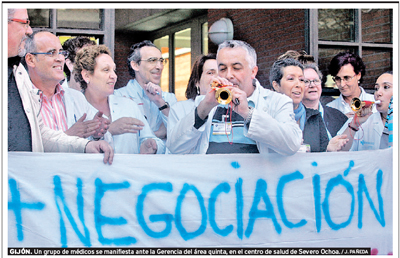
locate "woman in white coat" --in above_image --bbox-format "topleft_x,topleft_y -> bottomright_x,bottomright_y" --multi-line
167,53 -> 217,147
74,45 -> 165,154
340,71 -> 393,151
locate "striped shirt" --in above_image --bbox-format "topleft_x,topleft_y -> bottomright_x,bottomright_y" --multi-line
35,83 -> 68,132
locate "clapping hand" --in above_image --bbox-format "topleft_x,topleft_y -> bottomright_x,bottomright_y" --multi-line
108,117 -> 144,135
92,111 -> 110,139
66,113 -> 100,138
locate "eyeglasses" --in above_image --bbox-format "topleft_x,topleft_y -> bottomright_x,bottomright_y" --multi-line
304,79 -> 321,87
140,57 -> 167,66
333,74 -> 356,85
8,18 -> 30,28
30,50 -> 69,59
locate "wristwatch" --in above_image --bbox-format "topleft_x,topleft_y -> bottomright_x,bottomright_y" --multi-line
159,102 -> 170,111
245,106 -> 254,128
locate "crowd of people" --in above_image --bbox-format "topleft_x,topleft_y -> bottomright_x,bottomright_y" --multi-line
8,8 -> 393,163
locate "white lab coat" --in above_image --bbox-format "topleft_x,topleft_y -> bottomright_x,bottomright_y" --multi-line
87,95 -> 165,154
349,112 -> 386,151
166,83 -> 302,155
167,99 -> 196,139
63,87 -> 99,130
114,79 -> 177,132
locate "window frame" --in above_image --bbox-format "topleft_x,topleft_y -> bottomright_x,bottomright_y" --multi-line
309,8 -> 393,95
309,9 -> 393,60
29,9 -> 115,58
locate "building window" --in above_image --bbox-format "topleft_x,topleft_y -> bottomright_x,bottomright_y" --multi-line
310,9 -> 393,93
152,15 -> 208,101
27,9 -> 115,56
202,22 -> 209,55
174,28 -> 191,101
28,9 -> 50,27
318,9 -> 356,42
57,9 -> 102,30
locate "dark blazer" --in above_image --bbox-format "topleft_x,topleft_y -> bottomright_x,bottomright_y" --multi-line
302,104 -> 348,152
323,105 -> 348,137
303,107 -> 329,152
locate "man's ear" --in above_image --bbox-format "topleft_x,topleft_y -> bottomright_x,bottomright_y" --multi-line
25,53 -> 36,68
272,81 -> 280,92
131,60 -> 140,72
251,65 -> 258,80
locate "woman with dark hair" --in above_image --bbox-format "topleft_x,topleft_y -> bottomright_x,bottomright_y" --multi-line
327,52 -> 376,117
74,45 -> 165,154
62,36 -> 96,91
167,54 -> 217,150
340,71 -> 393,151
270,58 -> 305,113
185,53 -> 217,100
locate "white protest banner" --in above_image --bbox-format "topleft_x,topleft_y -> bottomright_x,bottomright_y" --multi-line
8,149 -> 392,254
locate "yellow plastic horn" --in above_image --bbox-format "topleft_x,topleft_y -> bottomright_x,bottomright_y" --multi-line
215,87 -> 232,105
350,97 -> 364,112
351,97 -> 381,112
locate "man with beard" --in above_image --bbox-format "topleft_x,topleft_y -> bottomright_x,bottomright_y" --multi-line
8,8 -> 33,152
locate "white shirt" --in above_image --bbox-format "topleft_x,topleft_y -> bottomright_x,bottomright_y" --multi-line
61,79 -> 69,89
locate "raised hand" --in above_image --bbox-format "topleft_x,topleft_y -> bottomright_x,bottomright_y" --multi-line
230,86 -> 249,119
197,77 -> 232,120
144,82 -> 164,105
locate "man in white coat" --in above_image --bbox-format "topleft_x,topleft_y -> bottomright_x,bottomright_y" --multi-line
114,40 -> 177,139
8,9 -> 113,164
24,30 -> 109,140
167,40 -> 302,155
